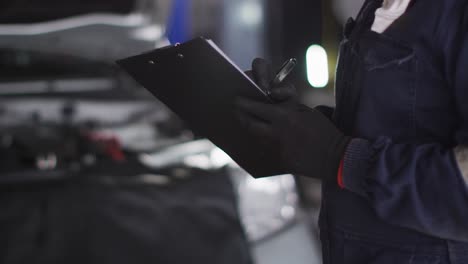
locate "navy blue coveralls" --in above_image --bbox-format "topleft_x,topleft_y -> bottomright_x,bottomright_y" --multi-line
320,0 -> 468,263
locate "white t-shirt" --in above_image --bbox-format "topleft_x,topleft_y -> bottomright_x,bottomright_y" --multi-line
371,0 -> 412,33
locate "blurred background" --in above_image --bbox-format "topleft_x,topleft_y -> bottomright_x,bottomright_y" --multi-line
0,0 -> 364,263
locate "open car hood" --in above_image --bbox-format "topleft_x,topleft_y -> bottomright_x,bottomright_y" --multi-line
0,0 -> 135,24
0,0 -> 167,62
0,0 -> 168,97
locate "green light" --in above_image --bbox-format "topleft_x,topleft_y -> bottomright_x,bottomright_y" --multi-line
306,44 -> 329,88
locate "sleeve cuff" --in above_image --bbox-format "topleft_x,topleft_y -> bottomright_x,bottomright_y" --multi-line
337,158 -> 345,188
342,138 -> 373,196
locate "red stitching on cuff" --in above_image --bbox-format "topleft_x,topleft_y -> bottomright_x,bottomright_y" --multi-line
337,158 -> 345,189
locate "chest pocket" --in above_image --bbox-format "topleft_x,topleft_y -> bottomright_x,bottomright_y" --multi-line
348,28 -> 418,139
358,30 -> 415,71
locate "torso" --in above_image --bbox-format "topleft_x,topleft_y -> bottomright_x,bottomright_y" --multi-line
321,0 -> 468,262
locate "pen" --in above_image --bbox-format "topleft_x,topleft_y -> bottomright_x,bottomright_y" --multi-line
271,58 -> 297,87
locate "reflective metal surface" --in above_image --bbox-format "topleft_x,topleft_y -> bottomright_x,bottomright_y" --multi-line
231,169 -> 299,242
140,139 -> 299,242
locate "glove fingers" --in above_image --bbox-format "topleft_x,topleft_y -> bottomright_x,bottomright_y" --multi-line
252,58 -> 274,91
269,83 -> 297,102
314,105 -> 335,120
243,116 -> 273,139
235,110 -> 274,145
244,70 -> 254,79
248,122 -> 274,145
235,97 -> 278,121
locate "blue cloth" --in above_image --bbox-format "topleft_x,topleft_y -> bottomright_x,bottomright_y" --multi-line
166,0 -> 191,44
320,0 -> 468,262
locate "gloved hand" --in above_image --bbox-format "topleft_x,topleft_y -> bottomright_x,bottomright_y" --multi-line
246,58 -> 298,103
314,105 -> 335,121
235,58 -> 350,179
247,58 -> 335,120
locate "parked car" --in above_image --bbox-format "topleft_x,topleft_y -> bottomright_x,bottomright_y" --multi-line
0,1 -> 321,263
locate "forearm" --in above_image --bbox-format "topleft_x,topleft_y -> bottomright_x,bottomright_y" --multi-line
341,137 -> 468,241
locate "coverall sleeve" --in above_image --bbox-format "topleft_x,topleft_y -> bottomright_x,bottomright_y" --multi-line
341,4 -> 468,242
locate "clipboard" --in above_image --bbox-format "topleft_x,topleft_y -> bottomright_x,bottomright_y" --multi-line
116,37 -> 284,178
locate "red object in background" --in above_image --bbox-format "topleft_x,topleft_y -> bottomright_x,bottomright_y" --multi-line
103,137 -> 126,162
85,132 -> 126,162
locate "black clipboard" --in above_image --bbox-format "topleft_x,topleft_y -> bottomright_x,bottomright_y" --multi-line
116,37 -> 284,178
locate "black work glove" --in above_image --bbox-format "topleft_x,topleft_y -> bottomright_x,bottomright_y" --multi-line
314,105 -> 335,121
247,58 -> 335,120
246,58 -> 298,103
236,58 -> 350,179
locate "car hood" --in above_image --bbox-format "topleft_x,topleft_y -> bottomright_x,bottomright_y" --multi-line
0,0 -> 135,24
0,0 -> 167,62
